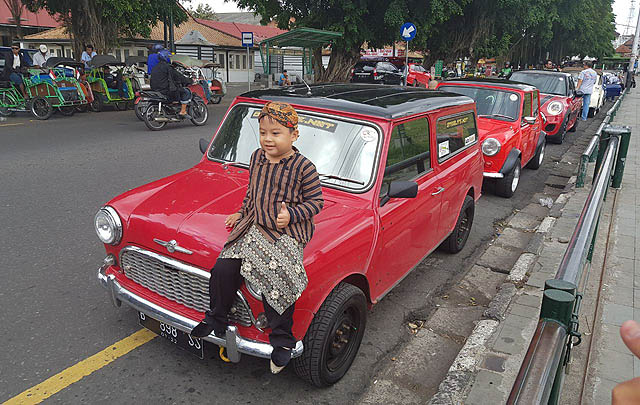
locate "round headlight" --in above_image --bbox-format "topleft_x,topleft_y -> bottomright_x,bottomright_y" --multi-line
546,101 -> 564,116
94,206 -> 122,245
245,279 -> 263,300
482,138 -> 501,156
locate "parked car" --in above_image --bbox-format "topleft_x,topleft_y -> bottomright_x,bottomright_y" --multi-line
95,83 -> 483,387
406,63 -> 431,87
350,58 -> 403,85
437,78 -> 546,198
509,70 -> 582,144
563,67 -> 605,117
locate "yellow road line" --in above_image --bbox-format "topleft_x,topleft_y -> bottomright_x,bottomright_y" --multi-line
3,329 -> 156,405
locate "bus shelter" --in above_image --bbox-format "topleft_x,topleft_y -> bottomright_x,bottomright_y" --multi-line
259,28 -> 342,85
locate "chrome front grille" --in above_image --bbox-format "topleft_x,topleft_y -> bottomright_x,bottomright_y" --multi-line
121,247 -> 252,326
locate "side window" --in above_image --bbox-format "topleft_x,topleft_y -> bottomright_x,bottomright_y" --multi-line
435,112 -> 478,162
522,92 -> 533,119
380,118 -> 431,196
376,62 -> 385,71
532,91 -> 539,116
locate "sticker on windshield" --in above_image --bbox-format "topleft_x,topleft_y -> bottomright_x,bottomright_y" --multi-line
445,116 -> 469,129
438,140 -> 450,158
360,128 -> 377,142
464,134 -> 476,146
509,94 -> 518,102
251,110 -> 337,133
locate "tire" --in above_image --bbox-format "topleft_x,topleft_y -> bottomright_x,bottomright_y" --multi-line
211,95 -> 222,104
568,116 -> 578,132
30,97 -> 53,120
548,116 -> 567,144
293,283 -> 367,387
440,195 -> 475,253
135,100 -> 148,121
527,139 -> 545,170
0,92 -> 16,117
190,100 -> 209,126
89,94 -> 103,112
57,106 -> 75,116
115,101 -> 128,111
144,104 -> 167,131
496,157 -> 521,198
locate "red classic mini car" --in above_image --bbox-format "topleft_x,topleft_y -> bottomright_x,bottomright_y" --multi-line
437,78 -> 545,198
509,70 -> 582,144
95,84 -> 483,386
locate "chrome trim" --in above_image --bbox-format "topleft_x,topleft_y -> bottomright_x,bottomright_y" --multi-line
95,206 -> 122,245
153,238 -> 194,255
97,265 -> 302,362
234,290 -> 264,333
121,245 -> 210,280
483,172 -> 504,179
245,279 -> 263,301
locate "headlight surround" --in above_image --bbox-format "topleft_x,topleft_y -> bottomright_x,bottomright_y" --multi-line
482,138 -> 501,156
94,206 -> 122,245
245,279 -> 263,301
546,101 -> 564,116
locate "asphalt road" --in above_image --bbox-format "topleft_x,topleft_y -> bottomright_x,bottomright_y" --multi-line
0,87 -> 602,404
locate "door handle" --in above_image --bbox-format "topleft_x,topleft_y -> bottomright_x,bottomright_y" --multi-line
431,187 -> 445,196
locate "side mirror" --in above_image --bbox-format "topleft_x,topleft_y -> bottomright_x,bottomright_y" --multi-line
523,116 -> 536,125
388,180 -> 418,198
199,138 -> 209,154
574,90 -> 584,98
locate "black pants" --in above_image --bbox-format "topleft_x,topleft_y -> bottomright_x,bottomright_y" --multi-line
204,258 -> 296,366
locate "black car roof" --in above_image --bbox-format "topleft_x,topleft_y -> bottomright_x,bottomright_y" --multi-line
511,70 -> 571,78
239,83 -> 474,120
440,77 -> 537,91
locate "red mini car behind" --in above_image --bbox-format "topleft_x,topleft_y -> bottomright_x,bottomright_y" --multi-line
406,63 -> 431,87
95,84 -> 483,387
509,70 -> 582,144
437,78 -> 546,198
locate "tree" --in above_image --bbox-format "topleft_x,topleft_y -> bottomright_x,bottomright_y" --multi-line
3,0 -> 25,39
23,0 -> 188,56
188,3 -> 216,20
235,0 -> 468,82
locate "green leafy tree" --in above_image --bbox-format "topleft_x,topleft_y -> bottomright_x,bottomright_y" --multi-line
3,0 -> 25,39
23,0 -> 187,56
188,3 -> 217,20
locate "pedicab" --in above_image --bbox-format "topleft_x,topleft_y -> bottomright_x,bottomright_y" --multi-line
0,63 -> 86,119
87,55 -> 135,112
171,54 -> 225,104
124,55 -> 150,93
43,57 -> 90,115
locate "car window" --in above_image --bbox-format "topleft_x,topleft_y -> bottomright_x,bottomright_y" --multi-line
385,63 -> 397,72
522,92 -> 533,119
436,111 -> 478,162
380,118 -> 430,196
376,62 -> 386,71
438,86 -> 520,122
510,72 -> 568,96
532,91 -> 539,116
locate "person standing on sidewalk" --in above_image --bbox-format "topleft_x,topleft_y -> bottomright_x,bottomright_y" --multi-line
576,60 -> 597,121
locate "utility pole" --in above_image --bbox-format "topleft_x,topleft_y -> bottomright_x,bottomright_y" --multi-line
628,3 -> 640,83
625,0 -> 637,36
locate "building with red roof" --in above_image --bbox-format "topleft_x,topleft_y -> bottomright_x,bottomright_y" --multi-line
0,2 -> 60,46
195,18 -> 287,43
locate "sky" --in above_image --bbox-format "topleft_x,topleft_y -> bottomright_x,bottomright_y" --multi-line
191,0 -> 639,35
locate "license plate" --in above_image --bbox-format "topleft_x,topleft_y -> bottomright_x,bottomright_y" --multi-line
355,73 -> 369,76
138,312 -> 204,359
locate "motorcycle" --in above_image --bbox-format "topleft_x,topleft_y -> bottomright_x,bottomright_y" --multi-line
142,89 -> 208,131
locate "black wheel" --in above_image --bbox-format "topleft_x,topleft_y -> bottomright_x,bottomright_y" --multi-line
440,195 -> 475,253
144,104 -> 167,131
496,157 -> 521,198
57,106 -> 75,116
89,94 -> 103,112
134,100 -> 148,121
30,97 -> 53,120
211,95 -> 222,104
527,139 -> 545,170
293,283 -> 367,387
0,92 -> 16,116
75,104 -> 88,113
548,117 -> 567,144
568,116 -> 578,132
190,100 -> 209,126
115,101 -> 128,111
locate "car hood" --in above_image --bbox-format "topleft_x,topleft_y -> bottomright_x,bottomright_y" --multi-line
477,117 -> 516,143
108,163 -> 370,271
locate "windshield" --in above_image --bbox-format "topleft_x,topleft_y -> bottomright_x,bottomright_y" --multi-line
208,105 -> 381,191
510,72 -> 567,96
439,86 -> 521,121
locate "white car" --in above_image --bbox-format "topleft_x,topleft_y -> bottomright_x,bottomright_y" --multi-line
568,72 -> 605,117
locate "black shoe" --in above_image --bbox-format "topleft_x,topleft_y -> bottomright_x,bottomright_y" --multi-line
190,321 -> 214,338
179,113 -> 192,120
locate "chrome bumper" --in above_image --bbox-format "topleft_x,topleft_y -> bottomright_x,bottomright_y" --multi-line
483,172 -> 504,179
97,264 -> 303,363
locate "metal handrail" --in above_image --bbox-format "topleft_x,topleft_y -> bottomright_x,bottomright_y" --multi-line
508,135 -> 620,404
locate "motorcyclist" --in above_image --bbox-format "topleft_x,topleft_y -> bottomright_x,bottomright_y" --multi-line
147,44 -> 165,75
150,49 -> 193,118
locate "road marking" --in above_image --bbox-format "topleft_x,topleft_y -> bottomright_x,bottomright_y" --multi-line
3,329 -> 156,405
0,123 -> 24,127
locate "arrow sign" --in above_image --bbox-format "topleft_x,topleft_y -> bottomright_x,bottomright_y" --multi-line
400,22 -> 416,41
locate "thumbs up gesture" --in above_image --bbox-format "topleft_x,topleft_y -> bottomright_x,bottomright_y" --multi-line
276,202 -> 290,229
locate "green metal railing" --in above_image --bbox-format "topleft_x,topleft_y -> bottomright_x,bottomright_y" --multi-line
508,91 -> 632,404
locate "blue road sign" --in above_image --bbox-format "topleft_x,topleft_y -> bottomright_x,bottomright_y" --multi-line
400,23 -> 416,41
242,32 -> 253,48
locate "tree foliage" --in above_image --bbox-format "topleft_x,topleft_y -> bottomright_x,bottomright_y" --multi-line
188,3 -> 217,20
23,0 -> 187,56
3,0 -> 25,39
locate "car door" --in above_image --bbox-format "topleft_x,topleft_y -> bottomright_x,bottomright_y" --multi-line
567,77 -> 581,121
531,89 -> 542,146
385,63 -> 402,84
373,117 -> 442,294
434,110 -> 480,239
519,91 -> 535,164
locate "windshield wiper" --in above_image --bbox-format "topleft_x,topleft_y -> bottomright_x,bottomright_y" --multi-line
319,174 -> 365,185
479,113 -> 514,120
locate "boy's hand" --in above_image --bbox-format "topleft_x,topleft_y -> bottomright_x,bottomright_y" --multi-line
276,202 -> 290,229
225,213 -> 241,228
